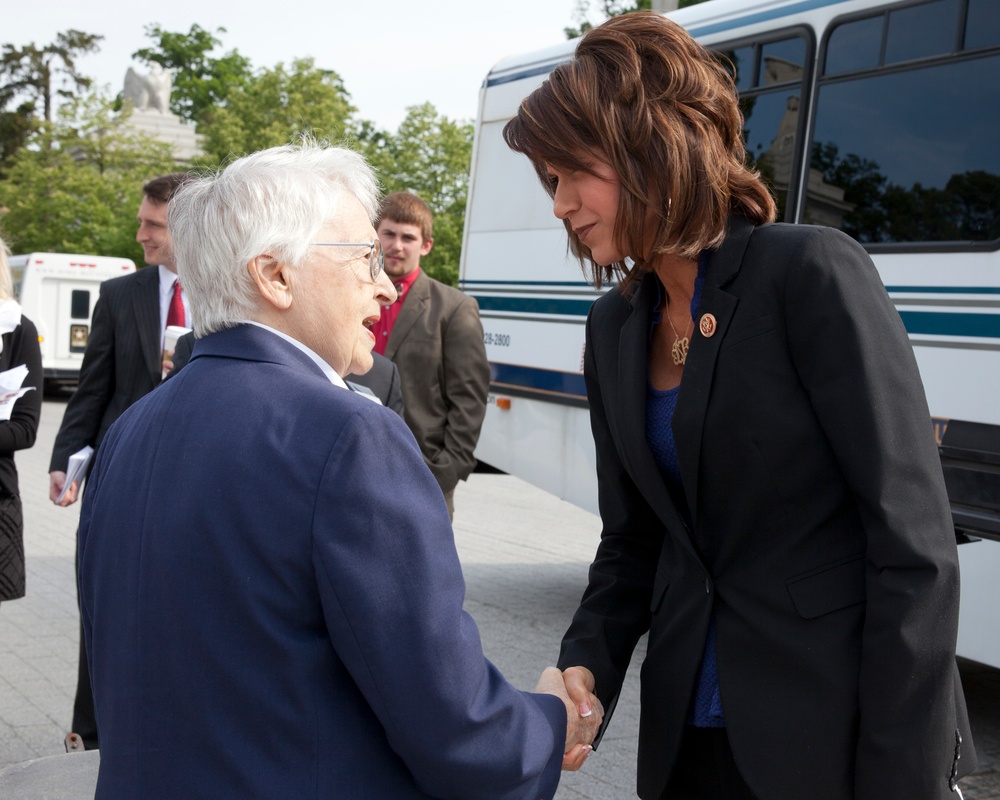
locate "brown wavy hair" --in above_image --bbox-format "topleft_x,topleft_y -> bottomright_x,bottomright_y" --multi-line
502,11 -> 776,290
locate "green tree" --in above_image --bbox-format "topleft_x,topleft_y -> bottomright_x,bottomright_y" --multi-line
0,30 -> 103,123
198,58 -> 354,166
0,90 -> 174,259
0,30 -> 103,169
566,0 -> 710,38
131,24 -> 252,125
359,103 -> 473,286
0,101 -> 36,175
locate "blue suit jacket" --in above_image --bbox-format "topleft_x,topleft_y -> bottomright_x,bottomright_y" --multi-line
79,324 -> 564,799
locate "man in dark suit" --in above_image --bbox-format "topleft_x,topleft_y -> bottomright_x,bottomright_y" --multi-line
373,193 -> 489,519
77,142 -> 600,798
169,331 -> 405,417
48,172 -> 191,750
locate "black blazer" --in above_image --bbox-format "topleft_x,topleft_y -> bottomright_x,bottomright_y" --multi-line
50,267 -> 162,473
169,332 -> 404,418
344,354 -> 405,418
559,217 -> 974,799
0,315 -> 43,497
0,314 -> 43,601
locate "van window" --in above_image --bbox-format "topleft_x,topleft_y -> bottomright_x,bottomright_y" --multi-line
71,290 -> 90,320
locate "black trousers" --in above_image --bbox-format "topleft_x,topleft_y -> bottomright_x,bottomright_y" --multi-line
662,727 -> 759,800
72,534 -> 99,750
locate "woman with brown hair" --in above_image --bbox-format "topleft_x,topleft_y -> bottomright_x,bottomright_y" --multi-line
504,11 -> 974,800
0,236 -> 42,608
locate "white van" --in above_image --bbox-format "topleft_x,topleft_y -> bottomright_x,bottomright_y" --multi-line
8,253 -> 136,388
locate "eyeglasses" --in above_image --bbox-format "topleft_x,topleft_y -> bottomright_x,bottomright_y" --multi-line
309,239 -> 384,282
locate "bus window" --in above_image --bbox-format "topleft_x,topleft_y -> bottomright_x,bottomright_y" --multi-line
808,55 -> 1000,243
966,0 -> 1000,50
760,37 -> 806,84
885,0 -> 960,65
824,15 -> 882,75
719,33 -> 808,221
742,91 -> 802,220
807,0 -> 1000,245
718,45 -> 755,91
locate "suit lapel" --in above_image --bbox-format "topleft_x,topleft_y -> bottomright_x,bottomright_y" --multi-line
614,274 -> 699,550
674,217 -> 756,524
613,275 -> 654,475
132,267 -> 164,381
384,271 -> 428,360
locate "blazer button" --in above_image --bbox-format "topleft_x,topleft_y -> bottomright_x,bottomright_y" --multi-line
704,577 -> 711,594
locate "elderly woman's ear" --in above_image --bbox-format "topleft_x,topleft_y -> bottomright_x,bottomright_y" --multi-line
248,254 -> 293,310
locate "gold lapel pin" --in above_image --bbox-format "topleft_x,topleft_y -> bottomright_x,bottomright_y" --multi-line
699,313 -> 717,338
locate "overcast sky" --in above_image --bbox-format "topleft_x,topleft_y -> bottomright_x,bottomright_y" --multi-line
5,0 -> 582,131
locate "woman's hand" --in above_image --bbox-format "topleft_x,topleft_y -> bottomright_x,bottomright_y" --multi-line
535,665 -> 603,770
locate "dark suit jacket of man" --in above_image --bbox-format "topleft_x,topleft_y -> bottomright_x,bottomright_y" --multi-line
170,331 -> 404,417
384,270 -> 489,493
78,324 -> 564,799
49,266 -> 162,472
559,217 -> 975,800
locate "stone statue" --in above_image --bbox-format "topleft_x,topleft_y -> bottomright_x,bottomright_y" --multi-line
123,63 -> 173,114
119,61 -> 201,162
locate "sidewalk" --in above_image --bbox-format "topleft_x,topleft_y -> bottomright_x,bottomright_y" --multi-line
0,399 -> 81,768
1,399 -> 997,799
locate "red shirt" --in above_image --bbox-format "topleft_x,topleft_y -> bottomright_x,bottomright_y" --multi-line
371,268 -> 421,355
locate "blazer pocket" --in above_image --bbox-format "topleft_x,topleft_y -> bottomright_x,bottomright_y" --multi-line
786,554 -> 865,619
721,314 -> 774,350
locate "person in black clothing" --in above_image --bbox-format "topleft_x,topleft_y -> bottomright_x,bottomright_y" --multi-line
0,236 -> 43,607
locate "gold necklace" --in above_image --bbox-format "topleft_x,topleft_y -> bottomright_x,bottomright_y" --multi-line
665,305 -> 693,366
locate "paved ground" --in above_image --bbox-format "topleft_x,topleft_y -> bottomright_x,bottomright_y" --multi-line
1,398 -> 998,798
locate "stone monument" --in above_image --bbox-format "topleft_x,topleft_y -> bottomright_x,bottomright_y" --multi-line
121,63 -> 202,162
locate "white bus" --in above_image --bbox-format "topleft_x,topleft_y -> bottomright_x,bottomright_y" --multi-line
460,0 -> 1000,668
8,253 -> 136,389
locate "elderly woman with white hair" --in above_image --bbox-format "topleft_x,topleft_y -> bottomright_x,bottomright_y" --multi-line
0,236 -> 42,608
76,141 -> 601,800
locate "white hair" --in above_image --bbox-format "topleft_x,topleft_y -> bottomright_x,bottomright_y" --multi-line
168,140 -> 380,335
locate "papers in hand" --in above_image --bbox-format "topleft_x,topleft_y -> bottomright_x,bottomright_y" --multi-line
345,380 -> 384,406
57,446 -> 94,504
0,364 -> 36,422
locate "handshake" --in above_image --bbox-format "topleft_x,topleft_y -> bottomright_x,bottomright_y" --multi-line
535,666 -> 604,771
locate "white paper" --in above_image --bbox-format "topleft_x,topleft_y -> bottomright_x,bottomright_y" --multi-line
344,380 -> 384,406
56,445 -> 94,504
0,363 -> 35,421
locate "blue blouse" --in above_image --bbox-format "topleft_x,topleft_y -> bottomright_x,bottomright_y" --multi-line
644,252 -> 724,728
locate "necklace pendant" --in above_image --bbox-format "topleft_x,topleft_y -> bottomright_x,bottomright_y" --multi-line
671,335 -> 689,366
